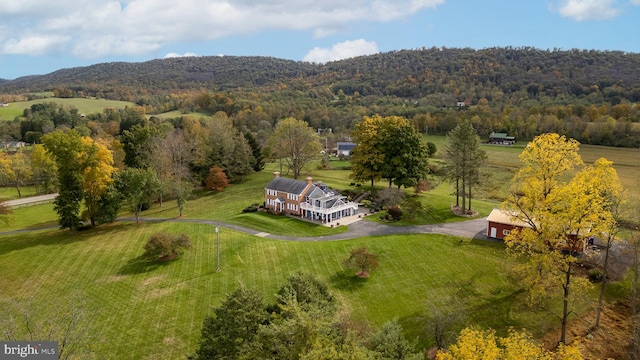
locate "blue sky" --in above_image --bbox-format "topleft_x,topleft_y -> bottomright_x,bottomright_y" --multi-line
0,0 -> 639,80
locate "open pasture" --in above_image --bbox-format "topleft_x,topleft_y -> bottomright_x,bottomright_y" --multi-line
0,98 -> 137,121
425,134 -> 640,203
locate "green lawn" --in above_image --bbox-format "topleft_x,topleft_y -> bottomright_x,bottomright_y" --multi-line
151,110 -> 212,119
0,98 -> 137,121
426,134 -> 640,203
0,221 -> 568,359
0,185 -> 38,201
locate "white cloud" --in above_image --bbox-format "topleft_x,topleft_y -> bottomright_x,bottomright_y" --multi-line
2,34 -> 70,55
552,0 -> 620,21
0,0 -> 442,57
164,52 -> 198,58
303,39 -> 379,63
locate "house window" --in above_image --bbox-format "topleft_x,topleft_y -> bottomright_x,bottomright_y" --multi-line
287,193 -> 298,201
502,229 -> 511,236
267,189 -> 277,196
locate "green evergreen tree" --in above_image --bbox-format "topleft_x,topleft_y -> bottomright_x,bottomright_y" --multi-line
192,286 -> 268,360
442,120 -> 487,213
244,131 -> 265,172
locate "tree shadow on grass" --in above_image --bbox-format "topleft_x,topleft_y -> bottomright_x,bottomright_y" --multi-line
117,255 -> 173,275
0,222 -> 133,257
329,270 -> 368,291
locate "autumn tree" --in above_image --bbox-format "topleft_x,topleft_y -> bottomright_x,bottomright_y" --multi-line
344,247 -> 379,277
350,115 -> 429,188
436,327 -> 583,360
0,152 -> 33,198
42,130 -> 116,229
79,137 -> 115,226
442,120 -> 487,214
587,159 -> 623,329
350,115 -> 386,187
115,167 -> 161,223
205,166 -> 230,193
152,129 -> 193,216
503,133 -> 620,344
268,117 -> 322,179
30,144 -> 58,194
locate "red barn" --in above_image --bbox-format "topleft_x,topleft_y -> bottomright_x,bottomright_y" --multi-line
487,208 -> 589,253
486,208 -> 532,240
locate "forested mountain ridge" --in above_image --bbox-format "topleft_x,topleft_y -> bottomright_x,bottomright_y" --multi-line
2,47 -> 640,147
2,47 -> 640,104
0,56 -> 318,95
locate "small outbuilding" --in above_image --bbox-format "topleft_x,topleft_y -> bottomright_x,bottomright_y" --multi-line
488,132 -> 515,145
487,208 -> 589,253
486,208 -> 531,240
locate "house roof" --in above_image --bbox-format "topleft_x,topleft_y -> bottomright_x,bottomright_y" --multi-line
489,132 -> 515,140
487,208 -> 532,228
336,142 -> 356,150
265,177 -> 309,195
307,187 -> 326,199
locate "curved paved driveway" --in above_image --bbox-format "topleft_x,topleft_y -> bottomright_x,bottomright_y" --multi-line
112,216 -> 491,242
0,216 -> 490,241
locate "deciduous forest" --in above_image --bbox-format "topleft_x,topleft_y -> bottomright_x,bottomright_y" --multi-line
1,47 -> 640,147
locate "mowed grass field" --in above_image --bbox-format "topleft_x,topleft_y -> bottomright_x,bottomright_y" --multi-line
0,220 -> 546,359
425,134 -> 640,203
0,98 -> 137,121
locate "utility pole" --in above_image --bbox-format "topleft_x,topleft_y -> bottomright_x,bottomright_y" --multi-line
215,226 -> 220,272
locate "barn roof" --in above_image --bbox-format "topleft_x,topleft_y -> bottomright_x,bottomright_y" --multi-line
487,208 -> 532,228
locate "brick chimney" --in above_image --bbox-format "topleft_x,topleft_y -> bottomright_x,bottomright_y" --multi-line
306,177 -> 313,185
273,172 -> 280,178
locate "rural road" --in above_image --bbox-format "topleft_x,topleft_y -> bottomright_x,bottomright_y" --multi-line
3,193 -> 58,208
1,194 -> 491,241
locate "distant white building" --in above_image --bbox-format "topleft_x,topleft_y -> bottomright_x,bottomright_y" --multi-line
1,140 -> 26,149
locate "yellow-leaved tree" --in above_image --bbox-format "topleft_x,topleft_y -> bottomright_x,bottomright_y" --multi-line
503,133 -> 622,344
79,137 -> 115,226
436,327 -> 583,360
30,144 -> 58,194
350,115 -> 388,187
0,151 -> 33,198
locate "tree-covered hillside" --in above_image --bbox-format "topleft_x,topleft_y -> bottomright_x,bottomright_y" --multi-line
1,47 -> 640,147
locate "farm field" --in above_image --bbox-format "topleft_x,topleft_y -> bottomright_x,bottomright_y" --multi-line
425,134 -> 640,203
0,98 -> 137,121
